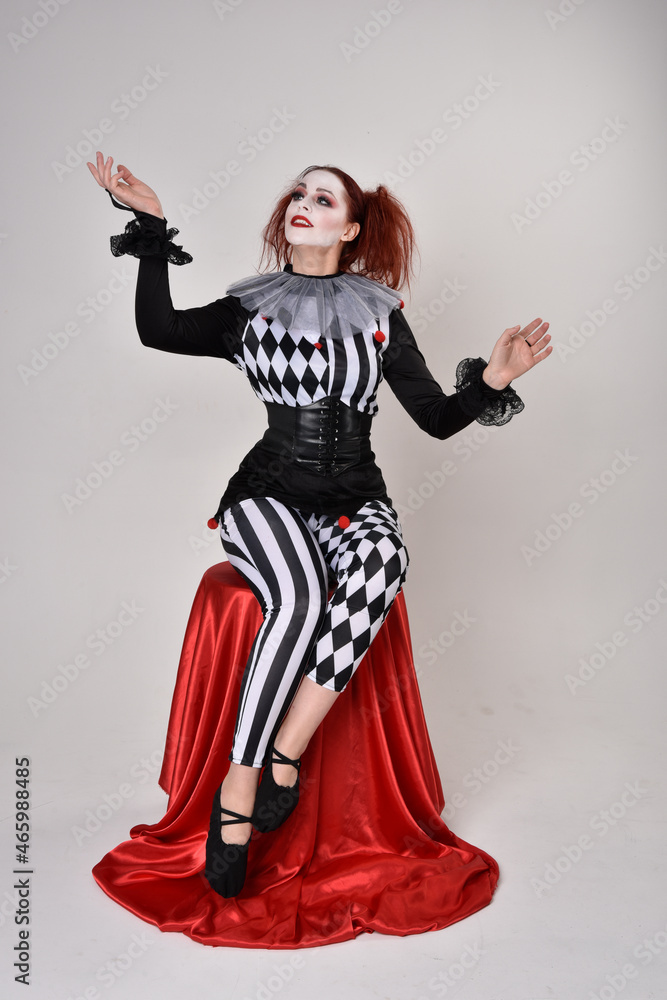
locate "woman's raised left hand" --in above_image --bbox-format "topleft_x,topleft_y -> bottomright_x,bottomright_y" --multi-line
482,318 -> 552,389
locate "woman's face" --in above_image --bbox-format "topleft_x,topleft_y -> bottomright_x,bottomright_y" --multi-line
283,169 -> 359,248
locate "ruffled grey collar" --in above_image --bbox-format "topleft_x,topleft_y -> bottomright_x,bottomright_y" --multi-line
225,263 -> 403,339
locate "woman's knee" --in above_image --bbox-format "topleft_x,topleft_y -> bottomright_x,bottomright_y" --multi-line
287,582 -> 328,629
342,532 -> 409,585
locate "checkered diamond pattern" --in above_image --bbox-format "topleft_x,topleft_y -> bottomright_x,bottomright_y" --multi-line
304,500 -> 410,691
233,312 -> 390,413
234,314 -> 329,406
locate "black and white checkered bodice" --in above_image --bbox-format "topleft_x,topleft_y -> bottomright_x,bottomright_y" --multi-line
231,311 -> 391,414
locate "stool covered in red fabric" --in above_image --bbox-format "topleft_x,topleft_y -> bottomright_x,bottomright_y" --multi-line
92,562 -> 499,948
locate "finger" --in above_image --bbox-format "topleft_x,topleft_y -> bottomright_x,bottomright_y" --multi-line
102,155 -> 114,188
115,167 -> 132,189
100,157 -> 114,188
100,156 -> 109,188
502,325 -> 522,343
524,322 -> 549,347
525,319 -> 550,341
86,161 -> 101,184
109,164 -> 130,195
519,317 -> 546,339
530,338 -> 552,357
87,151 -> 105,185
525,334 -> 550,351
117,164 -> 136,186
531,332 -> 551,349
521,317 -> 549,340
532,344 -> 553,363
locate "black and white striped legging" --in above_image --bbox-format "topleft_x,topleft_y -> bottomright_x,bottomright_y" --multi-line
218,497 -> 409,768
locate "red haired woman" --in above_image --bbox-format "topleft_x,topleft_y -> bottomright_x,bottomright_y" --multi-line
87,152 -> 551,900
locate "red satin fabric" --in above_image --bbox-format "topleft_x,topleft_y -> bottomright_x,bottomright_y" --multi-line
92,563 -> 499,948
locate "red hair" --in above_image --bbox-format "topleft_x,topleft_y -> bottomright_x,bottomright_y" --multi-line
258,164 -> 418,291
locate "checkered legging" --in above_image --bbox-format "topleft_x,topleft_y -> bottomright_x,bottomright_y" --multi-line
218,497 -> 409,768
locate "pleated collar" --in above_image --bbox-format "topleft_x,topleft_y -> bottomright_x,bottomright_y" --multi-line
225,263 -> 403,340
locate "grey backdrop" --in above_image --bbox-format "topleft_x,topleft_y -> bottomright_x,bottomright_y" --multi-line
1,1 -> 666,998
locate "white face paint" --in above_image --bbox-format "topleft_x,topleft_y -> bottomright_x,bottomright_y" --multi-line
283,169 -> 357,248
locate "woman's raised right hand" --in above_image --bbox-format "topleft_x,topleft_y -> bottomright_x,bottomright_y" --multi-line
86,151 -> 164,219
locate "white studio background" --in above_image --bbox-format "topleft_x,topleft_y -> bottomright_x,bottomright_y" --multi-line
1,0 -> 666,997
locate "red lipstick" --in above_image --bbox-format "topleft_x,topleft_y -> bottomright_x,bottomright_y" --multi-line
291,215 -> 313,227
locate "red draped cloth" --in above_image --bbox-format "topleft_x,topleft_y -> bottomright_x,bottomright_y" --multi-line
92,562 -> 499,948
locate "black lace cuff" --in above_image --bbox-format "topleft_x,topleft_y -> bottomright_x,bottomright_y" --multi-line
455,357 -> 525,426
106,189 -> 192,265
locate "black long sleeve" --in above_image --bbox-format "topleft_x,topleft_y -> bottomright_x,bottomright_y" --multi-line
382,308 -> 524,438
107,200 -> 247,360
134,252 -> 247,361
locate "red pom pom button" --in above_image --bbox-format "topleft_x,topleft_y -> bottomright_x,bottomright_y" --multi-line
207,517 -> 218,529
314,341 -> 322,349
399,300 -> 405,309
338,515 -> 350,529
374,330 -> 386,343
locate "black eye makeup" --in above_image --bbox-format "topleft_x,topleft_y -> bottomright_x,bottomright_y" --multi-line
289,187 -> 333,207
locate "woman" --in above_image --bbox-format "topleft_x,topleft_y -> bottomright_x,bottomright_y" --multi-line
87,151 -> 551,900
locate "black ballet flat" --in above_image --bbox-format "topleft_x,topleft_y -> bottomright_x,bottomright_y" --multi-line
204,783 -> 253,898
251,745 -> 302,834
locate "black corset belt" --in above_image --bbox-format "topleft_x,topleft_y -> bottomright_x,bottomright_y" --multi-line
261,398 -> 373,477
